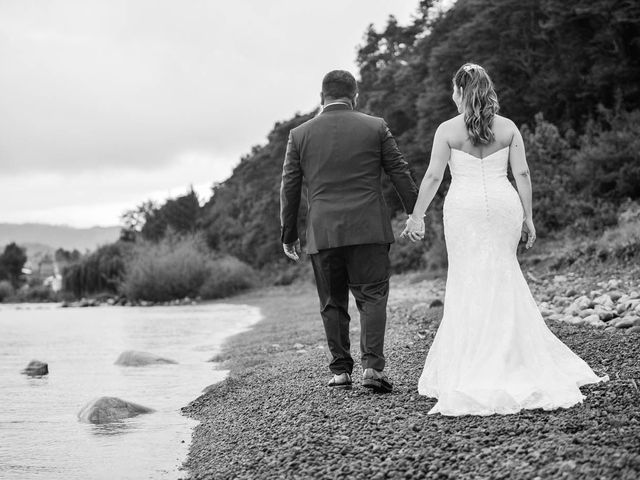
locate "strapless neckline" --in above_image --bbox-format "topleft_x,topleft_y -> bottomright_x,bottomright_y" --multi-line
450,146 -> 509,160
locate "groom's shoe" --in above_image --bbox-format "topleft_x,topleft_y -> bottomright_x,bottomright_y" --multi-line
362,368 -> 393,393
328,373 -> 352,390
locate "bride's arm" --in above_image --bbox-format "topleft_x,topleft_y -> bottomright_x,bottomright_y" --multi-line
411,125 -> 450,218
508,125 -> 532,221
508,123 -> 536,248
401,125 -> 449,241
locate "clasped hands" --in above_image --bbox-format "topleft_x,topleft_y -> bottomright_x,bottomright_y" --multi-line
400,214 -> 425,242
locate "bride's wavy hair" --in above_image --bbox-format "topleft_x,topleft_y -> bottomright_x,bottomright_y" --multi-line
453,63 -> 500,145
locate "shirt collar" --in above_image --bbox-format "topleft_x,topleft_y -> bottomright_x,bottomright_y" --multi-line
323,101 -> 352,110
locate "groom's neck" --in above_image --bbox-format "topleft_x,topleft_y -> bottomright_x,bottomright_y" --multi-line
324,96 -> 353,107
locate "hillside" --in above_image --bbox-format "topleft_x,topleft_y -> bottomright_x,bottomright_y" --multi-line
0,223 -> 120,252
193,0 -> 639,271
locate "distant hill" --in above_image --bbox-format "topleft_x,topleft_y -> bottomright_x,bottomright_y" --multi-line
0,223 -> 121,252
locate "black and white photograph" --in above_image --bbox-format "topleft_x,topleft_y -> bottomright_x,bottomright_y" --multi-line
1,1 -> 639,479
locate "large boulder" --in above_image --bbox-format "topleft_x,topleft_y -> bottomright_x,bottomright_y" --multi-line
21,360 -> 48,376
78,396 -> 154,424
114,350 -> 177,367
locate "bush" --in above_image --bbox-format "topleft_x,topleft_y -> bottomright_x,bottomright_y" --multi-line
63,241 -> 133,298
198,256 -> 257,299
20,285 -> 59,303
0,280 -> 14,302
574,109 -> 640,202
596,201 -> 640,260
123,236 -> 210,301
122,235 -> 256,302
388,211 -> 447,273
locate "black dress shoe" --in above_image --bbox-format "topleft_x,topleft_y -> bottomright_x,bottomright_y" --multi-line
328,373 -> 352,390
362,368 -> 393,393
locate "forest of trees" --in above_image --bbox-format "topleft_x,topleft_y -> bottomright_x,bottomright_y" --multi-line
60,0 -> 640,299
197,0 -> 640,271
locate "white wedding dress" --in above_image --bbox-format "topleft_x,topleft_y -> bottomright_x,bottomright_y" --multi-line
417,146 -> 608,416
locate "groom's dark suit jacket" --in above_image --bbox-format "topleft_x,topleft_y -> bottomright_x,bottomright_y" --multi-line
280,103 -> 419,254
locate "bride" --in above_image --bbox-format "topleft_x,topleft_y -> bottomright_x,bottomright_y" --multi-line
402,63 -> 608,416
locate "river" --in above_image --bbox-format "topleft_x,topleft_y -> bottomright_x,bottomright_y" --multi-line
0,302 -> 261,479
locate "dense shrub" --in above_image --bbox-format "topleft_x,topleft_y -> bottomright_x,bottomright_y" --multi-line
122,235 -> 256,302
574,109 -> 640,202
596,201 -> 640,260
0,280 -> 14,302
15,285 -> 59,303
198,256 -> 257,299
0,243 -> 27,288
62,241 -> 133,298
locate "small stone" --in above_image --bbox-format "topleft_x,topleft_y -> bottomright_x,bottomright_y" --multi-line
584,315 -> 607,329
115,351 -> 177,366
21,360 -> 49,376
627,326 -> 640,334
593,294 -> 614,309
553,275 -> 567,283
600,312 -> 616,322
565,288 -> 579,297
608,291 -> 624,301
578,309 -> 595,318
573,295 -> 593,310
604,326 -> 617,333
564,316 -> 586,325
429,299 -> 444,308
617,294 -> 631,304
411,303 -> 428,312
293,343 -> 305,349
611,317 -> 638,329
78,396 -> 154,424
617,303 -> 630,315
606,279 -> 622,289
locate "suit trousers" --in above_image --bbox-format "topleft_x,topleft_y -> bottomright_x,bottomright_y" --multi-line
310,243 -> 391,375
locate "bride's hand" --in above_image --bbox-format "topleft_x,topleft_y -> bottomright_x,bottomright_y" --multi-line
522,218 -> 536,249
401,214 -> 425,243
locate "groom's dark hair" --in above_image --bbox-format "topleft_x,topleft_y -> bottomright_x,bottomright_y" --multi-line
322,70 -> 358,99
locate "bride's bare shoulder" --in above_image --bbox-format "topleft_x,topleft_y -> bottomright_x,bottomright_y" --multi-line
437,115 -> 464,135
492,115 -> 519,142
493,114 -> 518,132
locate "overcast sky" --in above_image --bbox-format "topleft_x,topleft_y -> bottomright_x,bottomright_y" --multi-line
0,0 -> 420,228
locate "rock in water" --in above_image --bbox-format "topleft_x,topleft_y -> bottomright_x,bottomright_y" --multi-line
114,350 -> 177,366
78,396 -> 154,424
21,360 -> 48,376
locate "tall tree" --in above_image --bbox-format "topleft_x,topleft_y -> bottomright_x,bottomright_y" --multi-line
0,243 -> 27,288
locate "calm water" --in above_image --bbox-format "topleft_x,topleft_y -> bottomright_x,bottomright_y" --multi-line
0,302 -> 261,480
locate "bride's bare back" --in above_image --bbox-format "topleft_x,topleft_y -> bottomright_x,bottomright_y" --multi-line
442,113 -> 518,159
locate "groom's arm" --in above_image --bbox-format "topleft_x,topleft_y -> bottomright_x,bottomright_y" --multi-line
379,120 -> 419,213
280,131 -> 303,246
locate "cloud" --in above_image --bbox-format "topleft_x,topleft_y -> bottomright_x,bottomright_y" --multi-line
0,150 -> 231,227
0,0 -> 419,225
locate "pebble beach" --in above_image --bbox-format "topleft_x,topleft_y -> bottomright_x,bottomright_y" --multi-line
181,269 -> 640,479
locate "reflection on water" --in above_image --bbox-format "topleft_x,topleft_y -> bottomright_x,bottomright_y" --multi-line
91,421 -> 137,436
0,303 -> 260,480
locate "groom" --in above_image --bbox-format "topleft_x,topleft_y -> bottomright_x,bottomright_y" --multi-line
280,70 -> 418,392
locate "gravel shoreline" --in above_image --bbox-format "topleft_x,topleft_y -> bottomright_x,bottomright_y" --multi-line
181,276 -> 640,480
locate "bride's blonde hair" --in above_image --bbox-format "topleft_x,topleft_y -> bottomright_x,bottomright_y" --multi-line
453,63 -> 499,145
